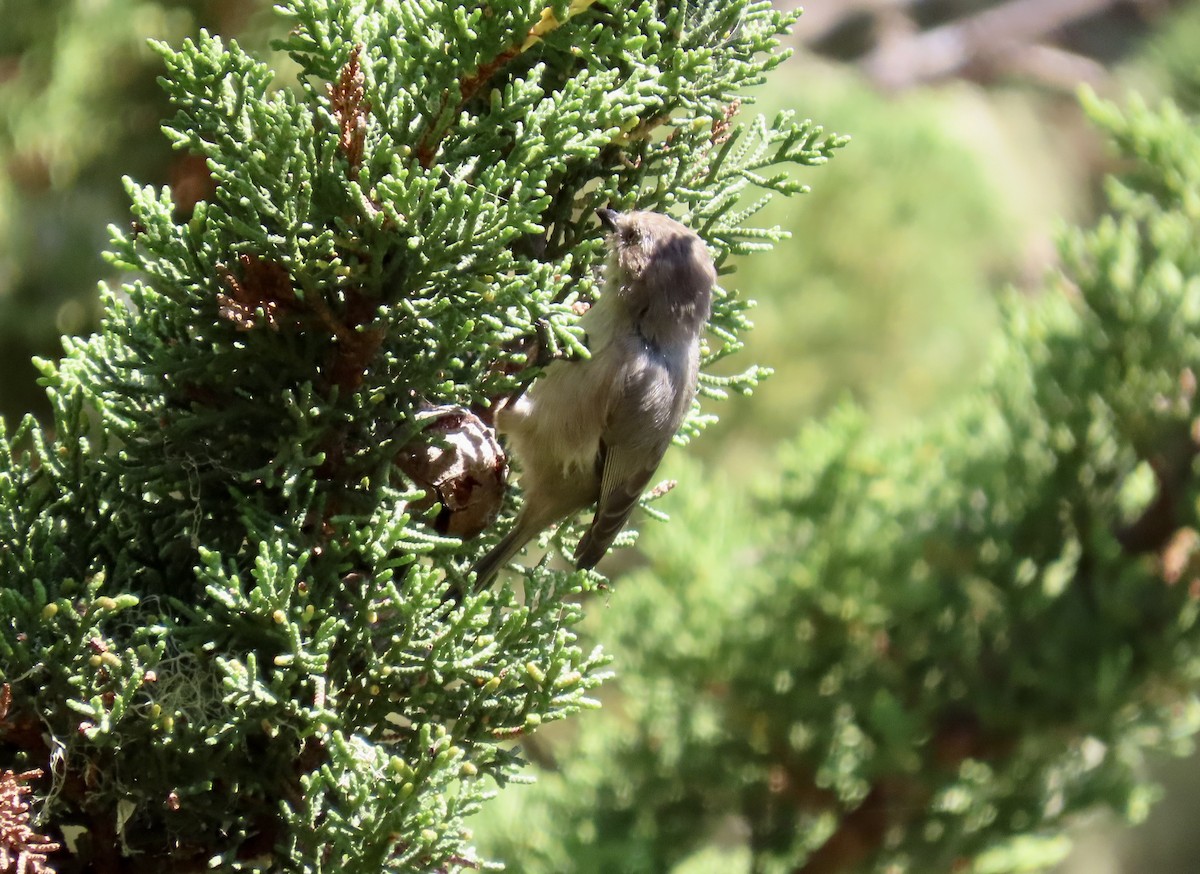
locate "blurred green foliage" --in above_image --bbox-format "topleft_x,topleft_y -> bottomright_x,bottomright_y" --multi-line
0,0 -> 272,421
1123,0 -> 1200,114
704,63 -> 1087,473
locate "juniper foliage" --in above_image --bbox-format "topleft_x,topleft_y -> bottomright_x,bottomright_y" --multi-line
0,1 -> 841,870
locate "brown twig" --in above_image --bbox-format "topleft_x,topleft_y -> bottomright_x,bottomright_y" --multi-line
0,770 -> 60,874
414,2 -> 599,168
216,254 -> 300,332
1117,440 -> 1200,555
772,710 -> 1013,873
328,45 -> 370,180
415,46 -> 524,169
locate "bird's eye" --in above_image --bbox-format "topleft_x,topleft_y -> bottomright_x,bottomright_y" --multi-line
621,228 -> 640,245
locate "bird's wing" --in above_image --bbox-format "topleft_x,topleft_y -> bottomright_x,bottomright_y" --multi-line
573,334 -> 694,571
573,353 -> 680,571
572,437 -> 665,570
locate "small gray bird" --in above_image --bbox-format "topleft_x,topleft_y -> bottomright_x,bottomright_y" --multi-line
472,207 -> 715,585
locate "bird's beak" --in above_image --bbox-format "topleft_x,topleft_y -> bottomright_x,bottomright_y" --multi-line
596,208 -> 620,231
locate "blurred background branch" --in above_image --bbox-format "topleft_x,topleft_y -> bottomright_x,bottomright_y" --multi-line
862,0 -> 1123,90
782,0 -> 1180,91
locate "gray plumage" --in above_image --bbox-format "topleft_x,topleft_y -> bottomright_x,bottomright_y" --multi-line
472,208 -> 715,585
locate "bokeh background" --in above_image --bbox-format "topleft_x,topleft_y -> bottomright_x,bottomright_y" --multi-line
3,0 -> 1200,870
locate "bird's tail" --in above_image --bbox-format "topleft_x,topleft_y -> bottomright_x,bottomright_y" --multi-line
470,520 -> 537,588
